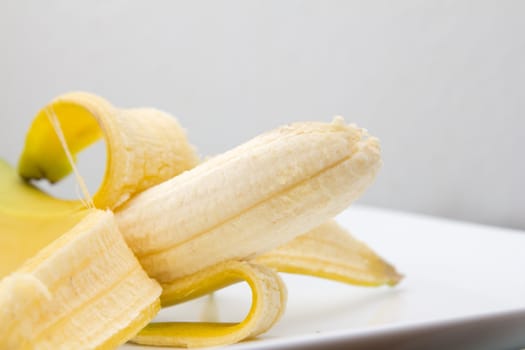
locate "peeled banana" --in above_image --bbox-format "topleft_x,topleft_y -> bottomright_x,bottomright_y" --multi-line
116,118 -> 383,287
0,92 -> 402,349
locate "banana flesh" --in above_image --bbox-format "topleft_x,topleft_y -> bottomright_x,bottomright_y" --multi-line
0,210 -> 161,349
1,92 -> 402,348
116,118 -> 382,286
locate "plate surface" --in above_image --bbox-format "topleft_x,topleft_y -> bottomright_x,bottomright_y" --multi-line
121,206 -> 525,350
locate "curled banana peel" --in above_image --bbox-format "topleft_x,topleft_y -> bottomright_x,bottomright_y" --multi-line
18,91 -> 199,209
1,92 -> 402,348
133,261 -> 287,348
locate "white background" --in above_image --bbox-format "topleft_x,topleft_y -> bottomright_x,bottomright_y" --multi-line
1,1 -> 524,229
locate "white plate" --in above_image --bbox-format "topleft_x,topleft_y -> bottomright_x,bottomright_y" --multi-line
121,206 -> 525,350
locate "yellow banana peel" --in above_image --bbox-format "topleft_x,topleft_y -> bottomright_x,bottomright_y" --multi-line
0,92 -> 402,348
133,260 -> 287,348
0,159 -> 88,278
18,92 -> 199,209
256,220 -> 402,287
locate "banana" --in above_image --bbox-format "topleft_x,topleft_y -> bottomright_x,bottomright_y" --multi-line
1,156 -> 398,348
1,92 -> 401,348
0,210 -> 161,349
116,117 -> 383,287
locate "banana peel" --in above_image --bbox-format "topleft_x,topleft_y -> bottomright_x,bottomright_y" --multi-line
256,220 -> 402,287
0,209 -> 162,350
18,92 -> 200,209
1,92 -> 402,348
133,260 -> 287,348
0,159 -> 88,278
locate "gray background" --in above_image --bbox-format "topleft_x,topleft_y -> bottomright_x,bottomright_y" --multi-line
1,1 -> 524,229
